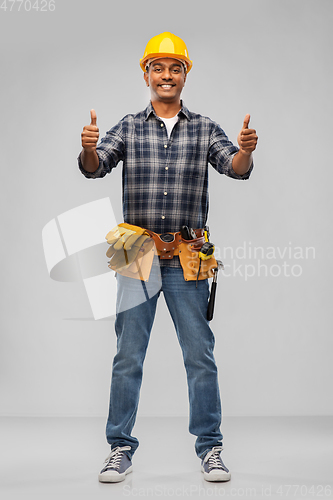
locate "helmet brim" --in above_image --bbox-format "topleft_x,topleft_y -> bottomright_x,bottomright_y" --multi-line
140,53 -> 192,73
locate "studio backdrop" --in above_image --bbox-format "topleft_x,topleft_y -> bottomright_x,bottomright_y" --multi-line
1,0 -> 332,418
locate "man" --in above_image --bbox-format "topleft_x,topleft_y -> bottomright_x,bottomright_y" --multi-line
79,32 -> 258,483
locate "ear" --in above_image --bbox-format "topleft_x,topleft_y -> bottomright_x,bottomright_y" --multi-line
143,71 -> 149,87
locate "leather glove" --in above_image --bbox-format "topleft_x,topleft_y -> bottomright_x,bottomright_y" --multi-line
105,223 -> 153,270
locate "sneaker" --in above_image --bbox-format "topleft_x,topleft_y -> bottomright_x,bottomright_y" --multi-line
201,446 -> 231,482
98,446 -> 133,483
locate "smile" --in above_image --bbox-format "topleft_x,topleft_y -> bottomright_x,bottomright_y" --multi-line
159,84 -> 175,89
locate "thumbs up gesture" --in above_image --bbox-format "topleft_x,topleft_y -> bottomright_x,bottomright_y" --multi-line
237,114 -> 258,155
81,109 -> 99,152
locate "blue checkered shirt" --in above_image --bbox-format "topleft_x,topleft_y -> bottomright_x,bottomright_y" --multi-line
78,101 -> 253,267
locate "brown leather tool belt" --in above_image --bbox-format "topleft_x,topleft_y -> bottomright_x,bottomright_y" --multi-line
145,228 -> 205,260
107,223 -> 216,281
145,228 -> 216,281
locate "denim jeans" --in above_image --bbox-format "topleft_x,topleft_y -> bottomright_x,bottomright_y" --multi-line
106,261 -> 223,459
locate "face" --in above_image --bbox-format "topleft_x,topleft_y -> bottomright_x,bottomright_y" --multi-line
143,58 -> 187,103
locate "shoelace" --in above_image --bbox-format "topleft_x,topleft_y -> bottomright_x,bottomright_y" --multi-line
204,446 -> 225,470
104,446 -> 131,471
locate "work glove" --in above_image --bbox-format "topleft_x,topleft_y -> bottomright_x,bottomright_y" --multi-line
105,223 -> 153,270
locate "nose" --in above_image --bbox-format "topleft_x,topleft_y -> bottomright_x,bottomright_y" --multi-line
162,68 -> 173,80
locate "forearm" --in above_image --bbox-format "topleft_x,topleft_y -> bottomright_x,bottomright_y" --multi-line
80,149 -> 99,173
232,150 -> 253,176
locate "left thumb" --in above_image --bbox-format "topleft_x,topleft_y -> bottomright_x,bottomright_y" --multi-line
242,114 -> 251,129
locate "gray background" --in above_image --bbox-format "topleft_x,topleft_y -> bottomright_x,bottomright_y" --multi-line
1,0 -> 332,419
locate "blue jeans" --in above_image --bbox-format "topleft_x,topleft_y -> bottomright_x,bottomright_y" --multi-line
106,262 -> 223,459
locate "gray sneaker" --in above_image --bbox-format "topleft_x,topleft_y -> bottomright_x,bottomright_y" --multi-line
201,446 -> 231,482
98,446 -> 133,483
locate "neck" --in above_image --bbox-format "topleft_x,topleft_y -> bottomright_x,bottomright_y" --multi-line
151,99 -> 182,118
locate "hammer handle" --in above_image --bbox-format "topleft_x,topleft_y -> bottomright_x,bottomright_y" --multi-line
207,281 -> 217,321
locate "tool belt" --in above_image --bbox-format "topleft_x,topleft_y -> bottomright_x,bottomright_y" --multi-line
105,223 -> 217,282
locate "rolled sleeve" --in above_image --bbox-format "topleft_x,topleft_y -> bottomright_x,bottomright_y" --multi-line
78,152 -> 107,179
208,124 -> 254,180
229,150 -> 254,180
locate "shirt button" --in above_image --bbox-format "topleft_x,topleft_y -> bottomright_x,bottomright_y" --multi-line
161,215 -> 165,219
164,144 -> 167,148
165,167 -> 168,170
164,192 -> 167,195
160,123 -> 164,127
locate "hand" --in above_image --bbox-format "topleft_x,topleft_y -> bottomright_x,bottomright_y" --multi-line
81,109 -> 99,152
237,114 -> 258,155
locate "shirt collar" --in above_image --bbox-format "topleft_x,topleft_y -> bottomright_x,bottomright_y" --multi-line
144,100 -> 191,121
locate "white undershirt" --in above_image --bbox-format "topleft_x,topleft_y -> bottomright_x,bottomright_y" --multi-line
159,115 -> 179,138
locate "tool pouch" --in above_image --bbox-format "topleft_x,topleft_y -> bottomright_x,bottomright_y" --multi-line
178,235 -> 217,281
105,223 -> 155,281
145,230 -> 180,260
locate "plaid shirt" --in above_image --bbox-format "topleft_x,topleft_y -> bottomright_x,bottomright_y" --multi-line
78,101 -> 253,267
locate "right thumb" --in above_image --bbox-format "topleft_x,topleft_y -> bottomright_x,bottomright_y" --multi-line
90,109 -> 97,126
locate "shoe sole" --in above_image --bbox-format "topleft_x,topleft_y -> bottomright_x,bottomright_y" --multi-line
201,466 -> 231,482
98,465 -> 133,483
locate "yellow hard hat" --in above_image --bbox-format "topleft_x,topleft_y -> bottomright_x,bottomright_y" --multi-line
140,32 -> 193,73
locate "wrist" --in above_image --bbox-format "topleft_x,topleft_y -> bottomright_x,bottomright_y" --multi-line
238,148 -> 252,157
